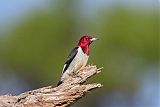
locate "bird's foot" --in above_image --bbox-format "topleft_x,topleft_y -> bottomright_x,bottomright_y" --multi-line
72,73 -> 83,80
77,67 -> 85,74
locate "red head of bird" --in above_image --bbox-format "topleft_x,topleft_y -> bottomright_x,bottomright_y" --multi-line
78,35 -> 97,55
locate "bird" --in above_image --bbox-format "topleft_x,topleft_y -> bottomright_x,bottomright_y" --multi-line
57,35 -> 98,86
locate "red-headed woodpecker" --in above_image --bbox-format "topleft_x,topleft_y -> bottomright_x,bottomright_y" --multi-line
57,35 -> 98,86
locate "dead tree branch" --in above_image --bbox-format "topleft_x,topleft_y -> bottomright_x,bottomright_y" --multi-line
0,65 -> 103,107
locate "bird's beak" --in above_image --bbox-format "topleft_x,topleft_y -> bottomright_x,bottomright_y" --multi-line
91,38 -> 98,42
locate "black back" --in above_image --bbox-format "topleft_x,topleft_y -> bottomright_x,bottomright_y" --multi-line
62,47 -> 78,73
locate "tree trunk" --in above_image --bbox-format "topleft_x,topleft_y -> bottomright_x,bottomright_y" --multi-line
0,65 -> 103,107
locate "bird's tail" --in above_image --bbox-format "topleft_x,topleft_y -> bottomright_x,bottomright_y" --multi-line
57,80 -> 63,86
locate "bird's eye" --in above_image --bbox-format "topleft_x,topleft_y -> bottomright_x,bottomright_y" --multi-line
84,38 -> 89,40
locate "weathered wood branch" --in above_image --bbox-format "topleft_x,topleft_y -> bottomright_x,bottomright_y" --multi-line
0,65 -> 103,107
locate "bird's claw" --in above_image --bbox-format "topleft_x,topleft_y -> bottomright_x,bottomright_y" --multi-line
72,74 -> 83,79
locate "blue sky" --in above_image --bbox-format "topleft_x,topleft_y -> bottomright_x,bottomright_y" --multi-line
0,0 -> 156,31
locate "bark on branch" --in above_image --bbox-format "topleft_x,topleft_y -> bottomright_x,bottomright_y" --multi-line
0,65 -> 103,107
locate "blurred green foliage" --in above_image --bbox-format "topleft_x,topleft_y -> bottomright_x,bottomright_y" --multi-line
91,7 -> 158,91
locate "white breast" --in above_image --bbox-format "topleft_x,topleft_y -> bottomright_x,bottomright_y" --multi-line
67,47 -> 88,73
61,47 -> 89,82
76,47 -> 89,69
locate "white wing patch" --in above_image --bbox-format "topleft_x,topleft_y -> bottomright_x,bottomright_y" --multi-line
62,64 -> 67,73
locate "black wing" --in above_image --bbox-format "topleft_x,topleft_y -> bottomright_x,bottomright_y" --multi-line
62,47 -> 78,73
